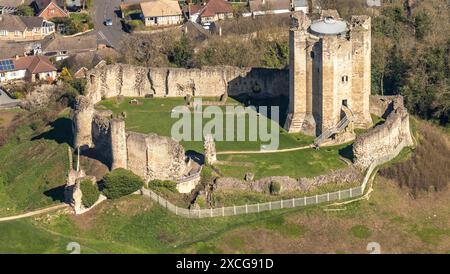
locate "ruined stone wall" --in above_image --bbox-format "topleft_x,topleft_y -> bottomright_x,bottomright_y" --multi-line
126,132 -> 188,182
353,95 -> 414,168
85,64 -> 288,105
72,96 -> 94,148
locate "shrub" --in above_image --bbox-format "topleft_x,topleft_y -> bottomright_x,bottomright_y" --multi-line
351,225 -> 372,239
200,166 -> 215,186
269,181 -> 281,195
128,20 -> 143,31
149,179 -> 177,192
102,168 -> 144,199
79,179 -> 100,208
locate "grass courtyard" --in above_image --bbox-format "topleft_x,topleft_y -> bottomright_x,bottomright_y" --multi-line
96,96 -> 349,179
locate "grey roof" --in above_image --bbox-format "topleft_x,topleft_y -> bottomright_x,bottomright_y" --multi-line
41,33 -> 97,52
309,17 -> 347,36
0,0 -> 25,7
293,0 -> 308,7
0,15 -> 43,31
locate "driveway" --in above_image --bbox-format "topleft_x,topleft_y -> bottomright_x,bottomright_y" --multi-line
0,89 -> 20,108
91,0 -> 128,48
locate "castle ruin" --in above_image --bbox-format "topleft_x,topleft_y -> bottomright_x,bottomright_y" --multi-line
285,11 -> 372,137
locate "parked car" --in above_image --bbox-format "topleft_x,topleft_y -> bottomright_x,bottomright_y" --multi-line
104,19 -> 113,26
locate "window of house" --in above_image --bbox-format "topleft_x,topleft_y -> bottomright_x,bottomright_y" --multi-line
342,76 -> 349,83
50,8 -> 55,14
310,52 -> 315,59
0,30 -> 7,36
342,99 -> 348,107
14,31 -> 21,36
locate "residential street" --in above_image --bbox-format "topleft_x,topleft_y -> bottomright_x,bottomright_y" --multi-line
91,0 -> 127,48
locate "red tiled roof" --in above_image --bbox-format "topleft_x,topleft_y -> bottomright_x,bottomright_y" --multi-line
191,0 -> 232,18
13,55 -> 57,74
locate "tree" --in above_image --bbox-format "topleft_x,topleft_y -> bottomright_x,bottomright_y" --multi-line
102,168 -> 144,199
59,67 -> 73,82
168,35 -> 194,68
16,4 -> 34,16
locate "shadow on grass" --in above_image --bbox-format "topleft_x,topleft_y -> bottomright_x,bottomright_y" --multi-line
43,185 -> 66,203
31,117 -> 73,145
338,143 -> 354,162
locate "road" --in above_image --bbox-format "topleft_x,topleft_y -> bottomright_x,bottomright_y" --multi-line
91,0 -> 128,48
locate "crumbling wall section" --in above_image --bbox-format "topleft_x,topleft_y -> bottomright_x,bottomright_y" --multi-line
84,64 -> 289,104
353,95 -> 414,169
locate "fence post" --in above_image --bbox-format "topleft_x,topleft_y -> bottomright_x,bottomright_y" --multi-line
327,192 -> 330,202
315,194 -> 318,204
245,204 -> 248,214
257,203 -> 260,213
292,198 -> 295,207
175,206 -> 178,215
350,188 -> 353,198
234,205 -> 236,215
222,206 -> 224,217
210,207 -> 213,217
269,201 -> 272,210
303,197 -> 306,206
338,190 -> 341,200
281,200 -> 283,209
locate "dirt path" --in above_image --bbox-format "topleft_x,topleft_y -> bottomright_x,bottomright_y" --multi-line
217,144 -> 314,155
0,204 -> 68,222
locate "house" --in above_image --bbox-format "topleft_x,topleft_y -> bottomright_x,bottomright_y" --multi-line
0,0 -> 26,14
245,0 -> 308,17
366,0 -> 381,7
0,14 -> 55,41
188,0 -> 233,25
0,55 -> 57,82
40,33 -> 97,61
139,0 -> 182,27
33,0 -> 69,19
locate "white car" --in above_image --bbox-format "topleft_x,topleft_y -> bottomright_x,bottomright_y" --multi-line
104,19 -> 113,26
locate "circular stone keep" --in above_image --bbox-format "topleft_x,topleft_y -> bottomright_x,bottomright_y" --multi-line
309,17 -> 348,36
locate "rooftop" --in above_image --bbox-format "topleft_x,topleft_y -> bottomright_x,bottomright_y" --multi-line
139,0 -> 182,18
13,55 -> 56,74
309,17 -> 348,36
0,15 -> 43,32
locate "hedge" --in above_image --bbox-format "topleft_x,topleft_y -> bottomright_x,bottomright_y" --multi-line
102,168 -> 144,199
80,179 -> 100,208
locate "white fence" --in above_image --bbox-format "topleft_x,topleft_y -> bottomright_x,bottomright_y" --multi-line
141,141 -> 409,218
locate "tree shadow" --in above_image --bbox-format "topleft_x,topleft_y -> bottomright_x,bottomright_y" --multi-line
43,185 -> 66,203
339,143 -> 354,162
31,117 -> 73,145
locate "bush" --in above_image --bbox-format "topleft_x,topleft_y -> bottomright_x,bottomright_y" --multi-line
149,179 -> 177,192
79,179 -> 100,208
102,168 -> 144,199
269,181 -> 281,195
128,20 -> 143,31
200,166 -> 215,186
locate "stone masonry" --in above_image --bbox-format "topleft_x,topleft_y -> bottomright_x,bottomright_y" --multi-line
285,10 -> 372,136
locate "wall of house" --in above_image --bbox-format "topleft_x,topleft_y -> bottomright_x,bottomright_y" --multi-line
144,15 -> 182,26
0,69 -> 26,82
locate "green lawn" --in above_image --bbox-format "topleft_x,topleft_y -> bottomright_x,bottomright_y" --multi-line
0,110 -> 71,217
96,97 -> 314,153
215,143 -> 351,179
